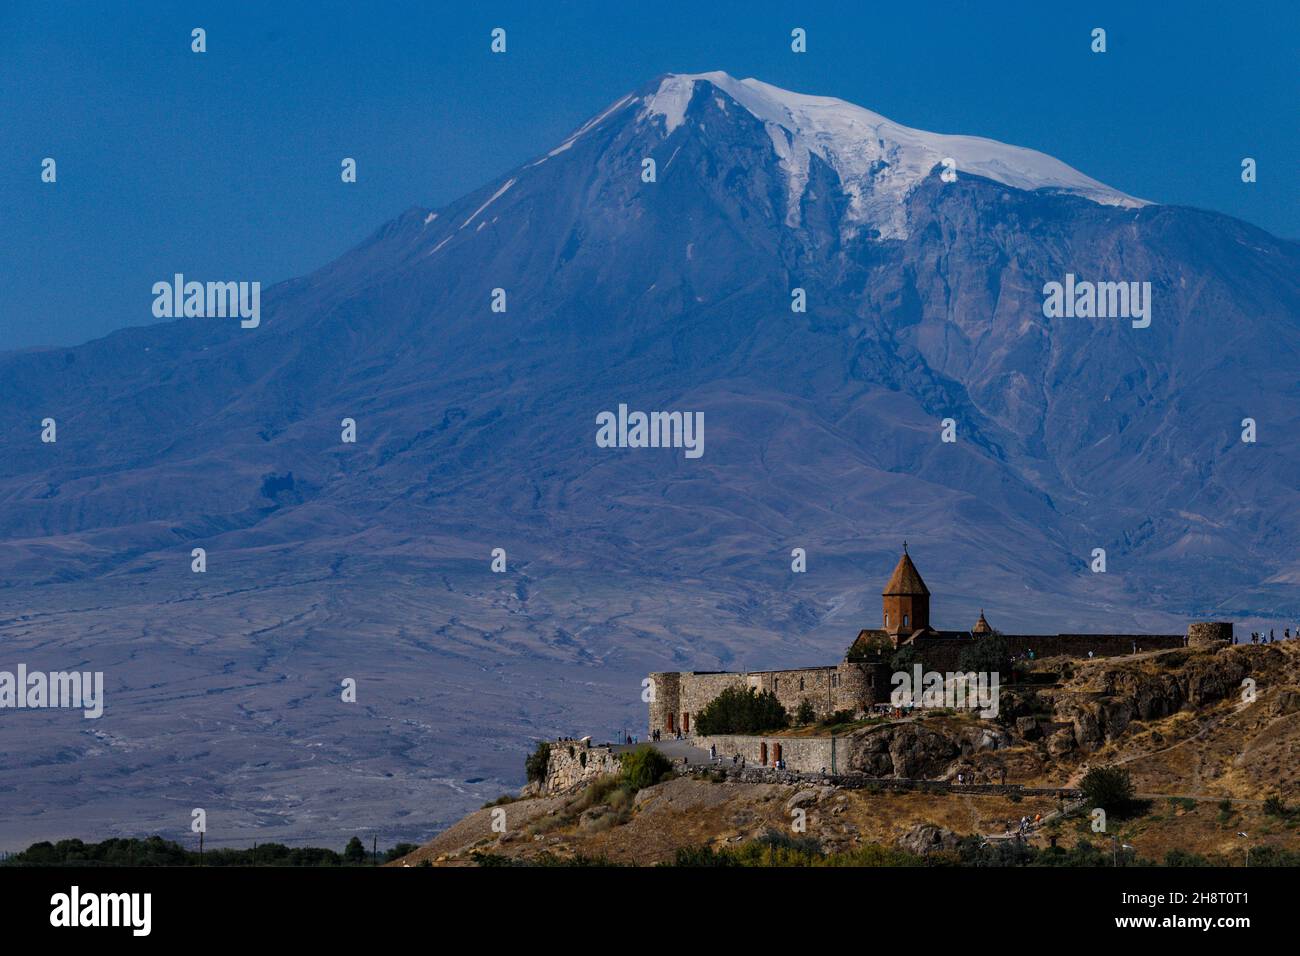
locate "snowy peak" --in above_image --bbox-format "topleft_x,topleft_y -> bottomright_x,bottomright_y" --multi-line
638,72 -> 1148,238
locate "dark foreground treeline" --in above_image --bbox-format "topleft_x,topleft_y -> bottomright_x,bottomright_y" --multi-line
1,835 -> 419,867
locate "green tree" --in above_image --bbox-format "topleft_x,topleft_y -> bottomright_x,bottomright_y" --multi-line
343,837 -> 366,864
1263,794 -> 1289,817
694,686 -> 788,735
795,699 -> 816,725
384,843 -> 419,863
619,745 -> 673,790
524,741 -> 551,784
1080,765 -> 1137,816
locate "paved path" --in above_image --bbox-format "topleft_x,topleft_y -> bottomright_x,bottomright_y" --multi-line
614,738 -> 715,766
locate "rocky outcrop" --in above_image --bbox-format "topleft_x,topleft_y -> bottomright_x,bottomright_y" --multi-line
1051,646 -> 1278,752
847,721 -> 1012,778
897,824 -> 961,856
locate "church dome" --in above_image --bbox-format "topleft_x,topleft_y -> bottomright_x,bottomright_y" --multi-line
883,546 -> 929,596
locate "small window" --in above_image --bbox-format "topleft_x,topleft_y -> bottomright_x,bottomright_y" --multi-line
831,673 -> 839,688
799,677 -> 805,691
774,678 -> 779,691
903,614 -> 909,627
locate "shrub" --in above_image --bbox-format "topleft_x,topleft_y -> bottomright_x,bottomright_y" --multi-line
524,741 -> 551,784
619,745 -> 673,791
577,774 -> 625,810
796,699 -> 816,725
1080,766 -> 1137,817
384,843 -> 419,863
1264,794 -> 1289,818
694,686 -> 788,735
818,709 -> 855,728
1164,849 -> 1210,867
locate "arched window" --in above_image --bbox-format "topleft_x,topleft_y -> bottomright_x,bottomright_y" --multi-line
903,614 -> 909,627
885,611 -> 890,625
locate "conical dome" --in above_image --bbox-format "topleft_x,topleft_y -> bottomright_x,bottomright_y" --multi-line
883,549 -> 929,596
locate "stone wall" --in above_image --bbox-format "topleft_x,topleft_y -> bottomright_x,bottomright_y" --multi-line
539,739 -> 622,795
692,734 -> 844,773
915,633 -> 1186,671
648,662 -> 889,737
1187,621 -> 1233,648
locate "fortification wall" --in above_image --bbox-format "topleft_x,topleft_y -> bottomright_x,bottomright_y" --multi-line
1005,634 -> 1185,659
1187,622 -> 1233,648
915,633 -> 1185,671
675,672 -> 746,733
540,739 -> 621,795
746,666 -> 841,720
649,662 -> 890,736
692,734 -> 843,773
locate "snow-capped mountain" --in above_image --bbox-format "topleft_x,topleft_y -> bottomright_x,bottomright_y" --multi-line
638,72 -> 1146,237
1,72 -> 1297,848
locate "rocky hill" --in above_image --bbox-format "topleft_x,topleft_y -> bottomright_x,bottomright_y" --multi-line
396,642 -> 1300,865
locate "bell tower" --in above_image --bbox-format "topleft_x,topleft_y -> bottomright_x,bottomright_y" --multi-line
882,542 -> 930,643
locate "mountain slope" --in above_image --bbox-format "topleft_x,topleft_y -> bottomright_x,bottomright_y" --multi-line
1,72 -> 1297,847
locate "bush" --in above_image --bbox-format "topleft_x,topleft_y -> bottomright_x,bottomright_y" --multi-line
384,843 -> 419,863
619,745 -> 673,791
1080,766 -> 1137,816
795,699 -> 816,725
818,709 -> 855,728
694,686 -> 788,735
1264,794 -> 1289,818
525,741 -> 551,784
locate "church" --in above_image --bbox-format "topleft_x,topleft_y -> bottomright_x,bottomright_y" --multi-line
647,546 -> 1216,738
844,542 -> 993,659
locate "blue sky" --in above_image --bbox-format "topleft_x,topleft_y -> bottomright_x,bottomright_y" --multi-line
1,0 -> 1294,350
